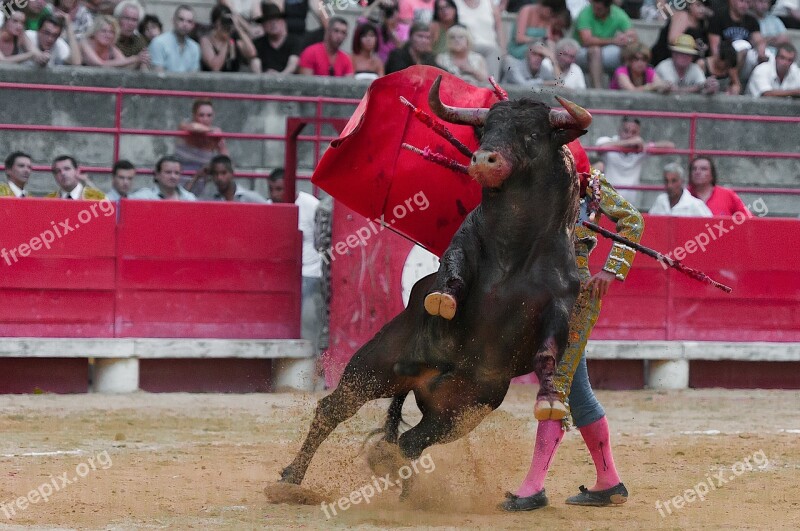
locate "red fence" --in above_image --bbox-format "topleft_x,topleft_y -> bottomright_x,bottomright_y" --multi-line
323,203 -> 800,386
0,198 -> 301,339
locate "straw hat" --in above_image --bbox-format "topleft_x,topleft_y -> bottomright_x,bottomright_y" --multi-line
669,34 -> 699,56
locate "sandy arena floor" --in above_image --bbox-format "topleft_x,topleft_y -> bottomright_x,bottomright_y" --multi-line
1,386 -> 799,530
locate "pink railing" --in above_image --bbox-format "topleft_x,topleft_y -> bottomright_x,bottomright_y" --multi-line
0,81 -> 798,196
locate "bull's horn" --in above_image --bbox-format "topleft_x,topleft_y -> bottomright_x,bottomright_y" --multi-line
549,96 -> 592,130
428,75 -> 489,126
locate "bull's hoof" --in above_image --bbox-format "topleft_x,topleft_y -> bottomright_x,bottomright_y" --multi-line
367,440 -> 406,481
424,292 -> 457,320
534,399 -> 568,421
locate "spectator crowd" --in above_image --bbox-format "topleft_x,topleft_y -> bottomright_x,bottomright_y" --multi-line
0,0 -> 798,96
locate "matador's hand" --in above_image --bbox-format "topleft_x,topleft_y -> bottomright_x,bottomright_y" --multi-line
586,270 -> 616,300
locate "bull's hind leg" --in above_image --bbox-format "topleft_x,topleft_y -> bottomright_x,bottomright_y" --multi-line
280,328 -> 409,485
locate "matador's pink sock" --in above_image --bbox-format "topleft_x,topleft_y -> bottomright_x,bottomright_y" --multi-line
516,419 -> 564,497
578,416 -> 621,491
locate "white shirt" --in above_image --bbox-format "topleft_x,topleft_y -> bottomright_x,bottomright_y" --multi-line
24,30 -> 71,66
746,59 -> 800,96
61,183 -> 84,199
558,63 -> 587,90
596,134 -> 647,206
655,59 -> 706,87
772,0 -> 800,17
649,188 -> 713,217
8,180 -> 26,197
129,185 -> 197,201
296,191 -> 321,278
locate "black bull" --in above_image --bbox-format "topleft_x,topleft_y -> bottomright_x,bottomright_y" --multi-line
280,77 -> 593,490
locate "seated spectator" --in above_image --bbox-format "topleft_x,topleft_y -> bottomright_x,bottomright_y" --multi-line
554,37 -> 587,89
385,22 -> 437,74
138,14 -> 162,44
430,0 -> 459,55
47,155 -> 106,200
0,10 -> 42,64
548,8 -> 572,46
610,42 -> 669,91
176,98 -> 229,195
51,0 -> 93,39
436,24 -> 487,84
772,0 -> 800,30
129,156 -> 197,201
352,22 -> 385,81
649,162 -> 713,216
23,0 -> 52,31
752,0 -> 790,56
114,0 -> 148,57
375,0 -> 404,63
200,5 -> 258,72
106,159 -> 136,200
596,116 -> 675,206
149,4 -> 200,73
747,42 -> 800,96
503,42 -> 558,86
688,156 -> 749,216
81,15 -> 148,68
399,0 -> 436,26
650,0 -> 712,67
208,155 -> 268,202
655,34 -> 717,94
258,0 -> 318,40
24,14 -> 82,67
253,2 -> 301,74
1,151 -> 32,198
708,0 -> 768,90
704,38 -> 741,94
298,16 -> 353,76
574,0 -> 637,88
451,0 -> 505,79
508,0 -> 563,60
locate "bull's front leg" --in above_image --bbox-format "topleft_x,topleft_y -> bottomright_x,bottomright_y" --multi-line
424,246 -> 468,320
533,336 -> 569,421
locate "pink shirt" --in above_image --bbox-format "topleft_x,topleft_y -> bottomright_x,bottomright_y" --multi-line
298,43 -> 354,77
609,66 -> 656,90
690,185 -> 750,217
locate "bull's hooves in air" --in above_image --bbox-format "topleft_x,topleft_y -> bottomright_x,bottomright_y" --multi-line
534,399 -> 569,421
424,292 -> 457,320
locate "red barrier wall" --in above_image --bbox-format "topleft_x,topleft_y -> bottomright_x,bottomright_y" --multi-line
324,203 -> 800,387
0,199 -> 301,393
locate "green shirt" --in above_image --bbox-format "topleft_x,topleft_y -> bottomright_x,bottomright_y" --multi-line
573,5 -> 632,44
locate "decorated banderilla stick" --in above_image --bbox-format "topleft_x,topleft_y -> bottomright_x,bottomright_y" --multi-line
399,96 -> 474,159
581,221 -> 733,293
402,143 -> 470,175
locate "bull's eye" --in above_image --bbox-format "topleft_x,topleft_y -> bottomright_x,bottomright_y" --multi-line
524,134 -> 537,147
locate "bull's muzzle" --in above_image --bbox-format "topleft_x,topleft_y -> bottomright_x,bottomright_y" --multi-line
469,150 -> 512,188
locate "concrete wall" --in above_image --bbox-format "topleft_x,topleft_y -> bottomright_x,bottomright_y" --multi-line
0,65 -> 797,215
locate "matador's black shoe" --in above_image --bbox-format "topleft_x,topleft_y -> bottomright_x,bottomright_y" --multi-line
565,483 -> 628,506
499,489 -> 549,512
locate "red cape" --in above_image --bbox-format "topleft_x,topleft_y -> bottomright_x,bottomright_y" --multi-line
312,66 -> 591,257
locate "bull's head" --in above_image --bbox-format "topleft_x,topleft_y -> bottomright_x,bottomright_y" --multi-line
428,76 -> 591,189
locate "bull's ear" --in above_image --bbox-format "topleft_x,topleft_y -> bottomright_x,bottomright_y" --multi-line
553,128 -> 587,146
